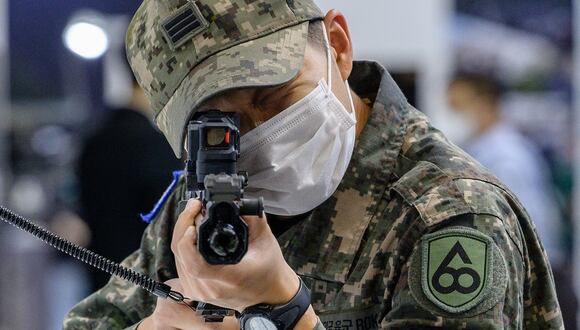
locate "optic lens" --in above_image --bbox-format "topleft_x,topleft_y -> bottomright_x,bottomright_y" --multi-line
206,128 -> 227,147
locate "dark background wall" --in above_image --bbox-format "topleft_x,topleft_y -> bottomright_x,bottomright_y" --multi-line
9,0 -> 141,101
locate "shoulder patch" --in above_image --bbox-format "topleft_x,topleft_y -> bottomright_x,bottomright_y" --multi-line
408,226 -> 507,316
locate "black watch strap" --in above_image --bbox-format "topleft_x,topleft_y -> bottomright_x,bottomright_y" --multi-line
241,277 -> 311,330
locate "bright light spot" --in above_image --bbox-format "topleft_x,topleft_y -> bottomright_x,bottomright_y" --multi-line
63,22 -> 109,59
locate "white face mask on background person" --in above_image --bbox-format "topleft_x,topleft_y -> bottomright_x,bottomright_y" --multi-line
444,109 -> 479,147
238,25 -> 357,216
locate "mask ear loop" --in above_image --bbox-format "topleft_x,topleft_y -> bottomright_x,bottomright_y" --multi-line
321,23 -> 333,91
321,23 -> 356,119
345,80 -> 356,120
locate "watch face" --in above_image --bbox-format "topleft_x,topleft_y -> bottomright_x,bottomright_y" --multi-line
245,316 -> 278,330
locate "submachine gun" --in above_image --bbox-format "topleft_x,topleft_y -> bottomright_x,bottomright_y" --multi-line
172,109 -> 265,322
181,110 -> 264,265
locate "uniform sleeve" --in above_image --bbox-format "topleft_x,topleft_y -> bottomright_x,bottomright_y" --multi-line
62,184 -> 182,330
62,249 -> 156,330
382,213 -> 563,329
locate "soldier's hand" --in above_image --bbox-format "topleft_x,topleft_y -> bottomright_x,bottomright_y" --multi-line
138,278 -> 240,330
170,199 -> 301,312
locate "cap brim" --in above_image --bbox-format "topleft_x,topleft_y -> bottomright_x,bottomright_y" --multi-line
156,21 -> 309,158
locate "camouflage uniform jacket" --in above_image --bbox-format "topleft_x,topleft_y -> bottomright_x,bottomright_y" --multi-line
64,61 -> 563,329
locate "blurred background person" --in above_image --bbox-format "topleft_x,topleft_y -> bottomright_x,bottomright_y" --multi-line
77,62 -> 182,292
447,73 -> 564,264
447,73 -> 577,329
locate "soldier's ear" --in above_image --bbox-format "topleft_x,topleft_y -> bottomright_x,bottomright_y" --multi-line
323,10 -> 353,81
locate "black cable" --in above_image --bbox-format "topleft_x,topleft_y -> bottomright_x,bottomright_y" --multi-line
0,204 -> 238,321
0,205 -> 178,301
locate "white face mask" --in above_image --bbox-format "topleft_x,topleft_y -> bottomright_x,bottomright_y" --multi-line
238,26 -> 357,216
444,109 -> 479,146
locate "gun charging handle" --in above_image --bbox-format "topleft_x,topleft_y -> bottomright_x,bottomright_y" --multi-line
239,197 -> 264,217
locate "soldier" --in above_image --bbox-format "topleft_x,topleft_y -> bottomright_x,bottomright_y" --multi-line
64,0 -> 563,329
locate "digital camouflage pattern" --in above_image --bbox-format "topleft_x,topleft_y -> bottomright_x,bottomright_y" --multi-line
126,0 -> 323,158
63,61 -> 563,329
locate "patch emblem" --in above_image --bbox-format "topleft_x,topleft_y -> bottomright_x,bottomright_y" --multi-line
408,226 -> 508,316
161,1 -> 209,50
422,229 -> 492,312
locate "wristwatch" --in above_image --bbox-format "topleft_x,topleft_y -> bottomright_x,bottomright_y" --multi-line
239,278 -> 311,330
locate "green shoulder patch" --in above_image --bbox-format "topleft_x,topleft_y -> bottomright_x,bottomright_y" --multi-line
408,226 -> 507,316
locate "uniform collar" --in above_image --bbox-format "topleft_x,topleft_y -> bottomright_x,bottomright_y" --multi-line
277,61 -> 409,283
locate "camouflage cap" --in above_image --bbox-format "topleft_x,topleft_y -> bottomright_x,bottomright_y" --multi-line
126,0 -> 324,157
